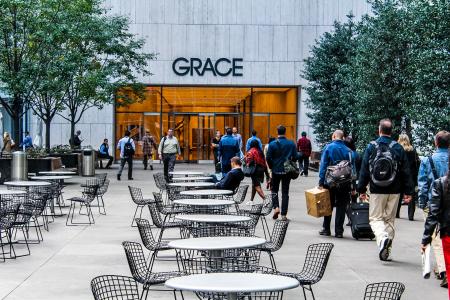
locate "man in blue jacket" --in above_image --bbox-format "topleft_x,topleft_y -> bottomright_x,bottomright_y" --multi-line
266,125 -> 297,220
358,119 -> 413,261
246,129 -> 263,152
318,129 -> 354,238
98,138 -> 113,169
218,127 -> 240,175
417,130 -> 449,285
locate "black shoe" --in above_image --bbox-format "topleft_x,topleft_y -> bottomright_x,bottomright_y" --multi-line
117,174 -> 121,181
150,166 -> 153,170
129,178 -> 134,180
144,166 -> 147,170
319,229 -> 331,236
335,233 -> 343,238
441,275 -> 448,288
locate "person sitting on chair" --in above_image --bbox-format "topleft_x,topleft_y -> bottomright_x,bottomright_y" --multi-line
215,156 -> 244,191
98,138 -> 113,169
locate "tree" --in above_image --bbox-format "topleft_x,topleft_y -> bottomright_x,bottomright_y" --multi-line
0,0 -> 42,144
303,14 -> 359,147
57,1 -> 154,148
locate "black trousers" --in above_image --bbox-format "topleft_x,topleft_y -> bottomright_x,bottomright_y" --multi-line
98,153 -> 113,168
298,156 -> 310,175
163,153 -> 176,181
397,192 -> 416,220
271,174 -> 291,216
118,157 -> 133,179
323,185 -> 351,234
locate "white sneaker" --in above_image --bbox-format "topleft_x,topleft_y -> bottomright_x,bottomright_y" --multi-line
379,237 -> 392,261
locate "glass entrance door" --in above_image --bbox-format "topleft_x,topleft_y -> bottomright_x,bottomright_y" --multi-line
169,113 -> 199,162
198,114 -> 214,161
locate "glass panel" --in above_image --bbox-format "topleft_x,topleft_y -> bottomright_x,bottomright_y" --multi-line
253,114 -> 270,145
252,87 -> 297,113
116,87 -> 161,112
198,114 -> 215,160
170,114 -> 199,162
269,114 -> 297,141
115,113 -> 143,158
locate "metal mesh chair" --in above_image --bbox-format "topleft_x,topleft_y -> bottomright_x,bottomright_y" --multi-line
278,243 -> 334,300
153,192 -> 187,216
135,218 -> 173,271
233,185 -> 249,210
122,241 -> 184,299
363,282 -> 405,300
153,173 -> 168,202
95,178 -> 109,215
10,202 -> 34,257
148,202 -> 183,242
257,219 -> 289,270
91,275 -> 140,300
0,202 -> 20,261
66,180 -> 100,226
128,186 -> 153,227
95,173 -> 108,186
25,185 -> 53,243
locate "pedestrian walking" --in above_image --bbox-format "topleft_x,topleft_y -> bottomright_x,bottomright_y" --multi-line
98,138 -> 113,169
232,126 -> 244,158
245,139 -> 267,204
142,130 -> 157,170
1,132 -> 14,155
418,130 -> 449,286
211,130 -> 221,173
218,127 -> 240,175
396,134 -> 420,220
421,149 -> 450,296
266,125 -> 297,220
264,137 -> 276,190
246,129 -> 263,152
318,130 -> 355,238
297,131 -> 312,176
158,128 -> 181,182
357,119 -> 414,261
117,130 -> 135,181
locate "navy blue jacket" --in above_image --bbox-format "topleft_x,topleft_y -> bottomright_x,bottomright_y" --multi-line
318,140 -> 355,186
216,167 -> 244,191
357,136 -> 414,195
218,134 -> 240,166
266,137 -> 297,175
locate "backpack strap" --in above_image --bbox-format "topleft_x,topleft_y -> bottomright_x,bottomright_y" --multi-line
428,156 -> 439,180
388,140 -> 396,148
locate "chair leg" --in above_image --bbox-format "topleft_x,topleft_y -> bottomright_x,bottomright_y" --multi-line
301,286 -> 308,300
268,252 -> 277,270
310,286 -> 315,300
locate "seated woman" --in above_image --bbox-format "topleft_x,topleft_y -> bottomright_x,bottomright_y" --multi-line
215,156 -> 244,191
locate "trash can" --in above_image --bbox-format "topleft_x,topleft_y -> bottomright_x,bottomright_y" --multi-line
82,149 -> 95,176
11,151 -> 28,181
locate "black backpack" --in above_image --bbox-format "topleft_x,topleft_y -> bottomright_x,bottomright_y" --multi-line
369,141 -> 398,187
123,138 -> 135,157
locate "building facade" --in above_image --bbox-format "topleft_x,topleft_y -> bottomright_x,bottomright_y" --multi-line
28,0 -> 370,161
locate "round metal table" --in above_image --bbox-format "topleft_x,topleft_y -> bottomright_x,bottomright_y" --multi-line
165,273 -> 299,300
171,176 -> 213,182
4,181 -> 53,211
173,199 -> 235,207
168,182 -> 215,188
31,175 -> 72,181
175,214 -> 250,223
169,236 -> 265,251
169,171 -> 206,177
38,171 -> 77,176
0,189 -> 27,201
180,189 -> 233,197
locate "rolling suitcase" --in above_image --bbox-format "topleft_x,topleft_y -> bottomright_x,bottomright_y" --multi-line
348,201 -> 375,240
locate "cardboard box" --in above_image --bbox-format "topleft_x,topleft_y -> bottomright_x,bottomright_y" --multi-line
305,187 -> 332,218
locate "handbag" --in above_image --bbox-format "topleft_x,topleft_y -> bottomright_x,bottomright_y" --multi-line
284,159 -> 300,179
242,161 -> 256,177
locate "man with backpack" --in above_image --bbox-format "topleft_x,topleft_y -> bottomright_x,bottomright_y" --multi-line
158,128 -> 181,182
266,125 -> 298,220
318,129 -> 355,238
117,130 -> 135,181
358,119 -> 413,261
418,130 -> 449,287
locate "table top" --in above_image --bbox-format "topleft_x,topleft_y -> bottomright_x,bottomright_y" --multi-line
175,214 -> 250,223
168,182 -> 215,188
168,236 -> 265,250
173,199 -> 235,206
31,176 -> 72,180
171,176 -> 212,182
180,189 -> 233,196
0,189 -> 27,195
39,171 -> 77,175
165,273 -> 299,293
169,171 -> 206,176
4,181 -> 51,186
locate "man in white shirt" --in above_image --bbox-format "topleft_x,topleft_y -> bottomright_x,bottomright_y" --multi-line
117,130 -> 135,181
158,128 -> 181,182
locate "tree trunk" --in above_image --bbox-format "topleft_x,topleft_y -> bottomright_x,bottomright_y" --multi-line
70,120 -> 75,148
45,120 -> 51,151
12,114 -> 20,150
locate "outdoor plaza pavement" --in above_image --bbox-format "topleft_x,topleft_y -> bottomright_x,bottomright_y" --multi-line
0,163 -> 446,300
